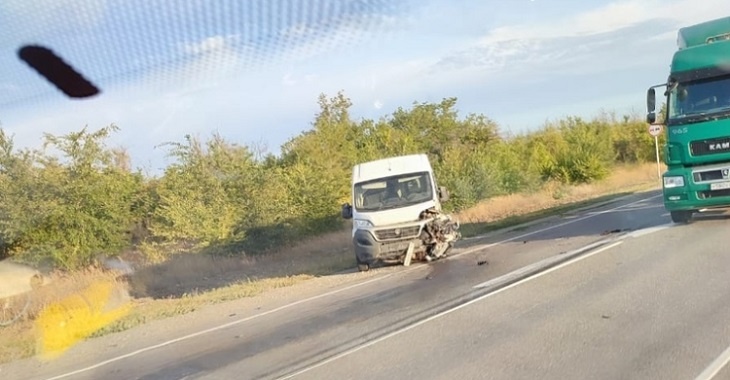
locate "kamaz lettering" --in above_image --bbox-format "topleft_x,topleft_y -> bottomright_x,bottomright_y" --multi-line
709,142 -> 730,151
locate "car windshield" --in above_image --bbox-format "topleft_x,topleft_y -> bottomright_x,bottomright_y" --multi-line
5,2 -> 730,380
354,172 -> 433,212
668,75 -> 730,122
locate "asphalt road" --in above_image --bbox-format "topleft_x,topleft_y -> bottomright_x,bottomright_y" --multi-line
5,189 -> 730,380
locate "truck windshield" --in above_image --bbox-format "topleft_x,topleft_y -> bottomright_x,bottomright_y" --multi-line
668,74 -> 730,124
353,171 -> 434,212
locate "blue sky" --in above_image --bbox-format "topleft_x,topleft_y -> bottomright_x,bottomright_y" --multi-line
0,0 -> 726,174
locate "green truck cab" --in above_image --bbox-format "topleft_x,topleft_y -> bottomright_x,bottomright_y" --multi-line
646,16 -> 730,224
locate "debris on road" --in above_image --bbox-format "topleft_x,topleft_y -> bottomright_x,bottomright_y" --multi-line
420,208 -> 462,262
600,229 -> 623,236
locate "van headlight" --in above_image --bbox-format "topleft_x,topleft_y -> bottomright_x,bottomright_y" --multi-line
663,176 -> 685,188
353,219 -> 373,229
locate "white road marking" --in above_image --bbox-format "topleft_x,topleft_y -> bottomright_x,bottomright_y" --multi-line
583,204 -> 664,215
472,238 -> 617,289
451,193 -> 662,259
275,241 -> 623,380
43,192 -> 662,380
471,223 -> 670,291
694,344 -> 730,380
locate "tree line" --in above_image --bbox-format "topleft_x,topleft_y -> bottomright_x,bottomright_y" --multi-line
0,92 -> 663,269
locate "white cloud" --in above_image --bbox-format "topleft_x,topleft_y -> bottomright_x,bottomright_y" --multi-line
156,10 -> 406,93
275,13 -> 405,63
282,73 -> 297,86
435,0 -> 729,77
0,83 -> 20,92
478,0 -> 725,44
183,35 -> 239,55
572,1 -> 649,34
0,0 -> 106,41
280,71 -> 319,87
128,34 -> 249,95
648,30 -> 677,42
279,23 -> 315,39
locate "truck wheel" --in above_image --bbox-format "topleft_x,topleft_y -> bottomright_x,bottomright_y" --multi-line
670,210 -> 692,224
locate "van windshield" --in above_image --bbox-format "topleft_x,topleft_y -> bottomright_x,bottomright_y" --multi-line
354,171 -> 434,212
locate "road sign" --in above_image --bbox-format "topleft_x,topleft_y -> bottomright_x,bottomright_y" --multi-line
648,124 -> 663,179
648,124 -> 663,137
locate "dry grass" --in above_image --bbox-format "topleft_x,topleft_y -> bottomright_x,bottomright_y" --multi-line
0,162 -> 662,364
0,321 -> 35,363
22,268 -> 126,323
457,163 -> 662,225
128,231 -> 352,299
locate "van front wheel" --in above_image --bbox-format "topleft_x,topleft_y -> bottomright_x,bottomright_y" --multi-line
357,262 -> 370,272
356,257 -> 370,272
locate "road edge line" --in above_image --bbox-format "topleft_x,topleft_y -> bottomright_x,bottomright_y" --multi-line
451,193 -> 662,260
695,344 -> 730,380
472,238 -> 617,289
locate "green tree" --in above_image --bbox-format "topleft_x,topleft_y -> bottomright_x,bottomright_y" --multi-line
151,134 -> 254,244
0,125 -> 142,269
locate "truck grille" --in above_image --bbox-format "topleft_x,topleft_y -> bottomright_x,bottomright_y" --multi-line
693,169 -> 728,183
374,226 -> 420,240
691,137 -> 730,156
698,189 -> 730,199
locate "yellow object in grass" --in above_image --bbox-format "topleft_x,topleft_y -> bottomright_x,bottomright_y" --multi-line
35,280 -> 131,359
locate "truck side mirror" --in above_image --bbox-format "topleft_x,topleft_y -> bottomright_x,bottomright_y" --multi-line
341,203 -> 353,219
646,88 -> 657,124
438,187 -> 450,203
647,112 -> 656,124
647,88 -> 656,112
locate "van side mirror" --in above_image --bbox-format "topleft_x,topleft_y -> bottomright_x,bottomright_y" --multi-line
438,186 -> 450,203
341,203 -> 353,219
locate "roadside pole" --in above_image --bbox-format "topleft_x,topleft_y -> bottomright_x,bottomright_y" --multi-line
648,124 -> 663,179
